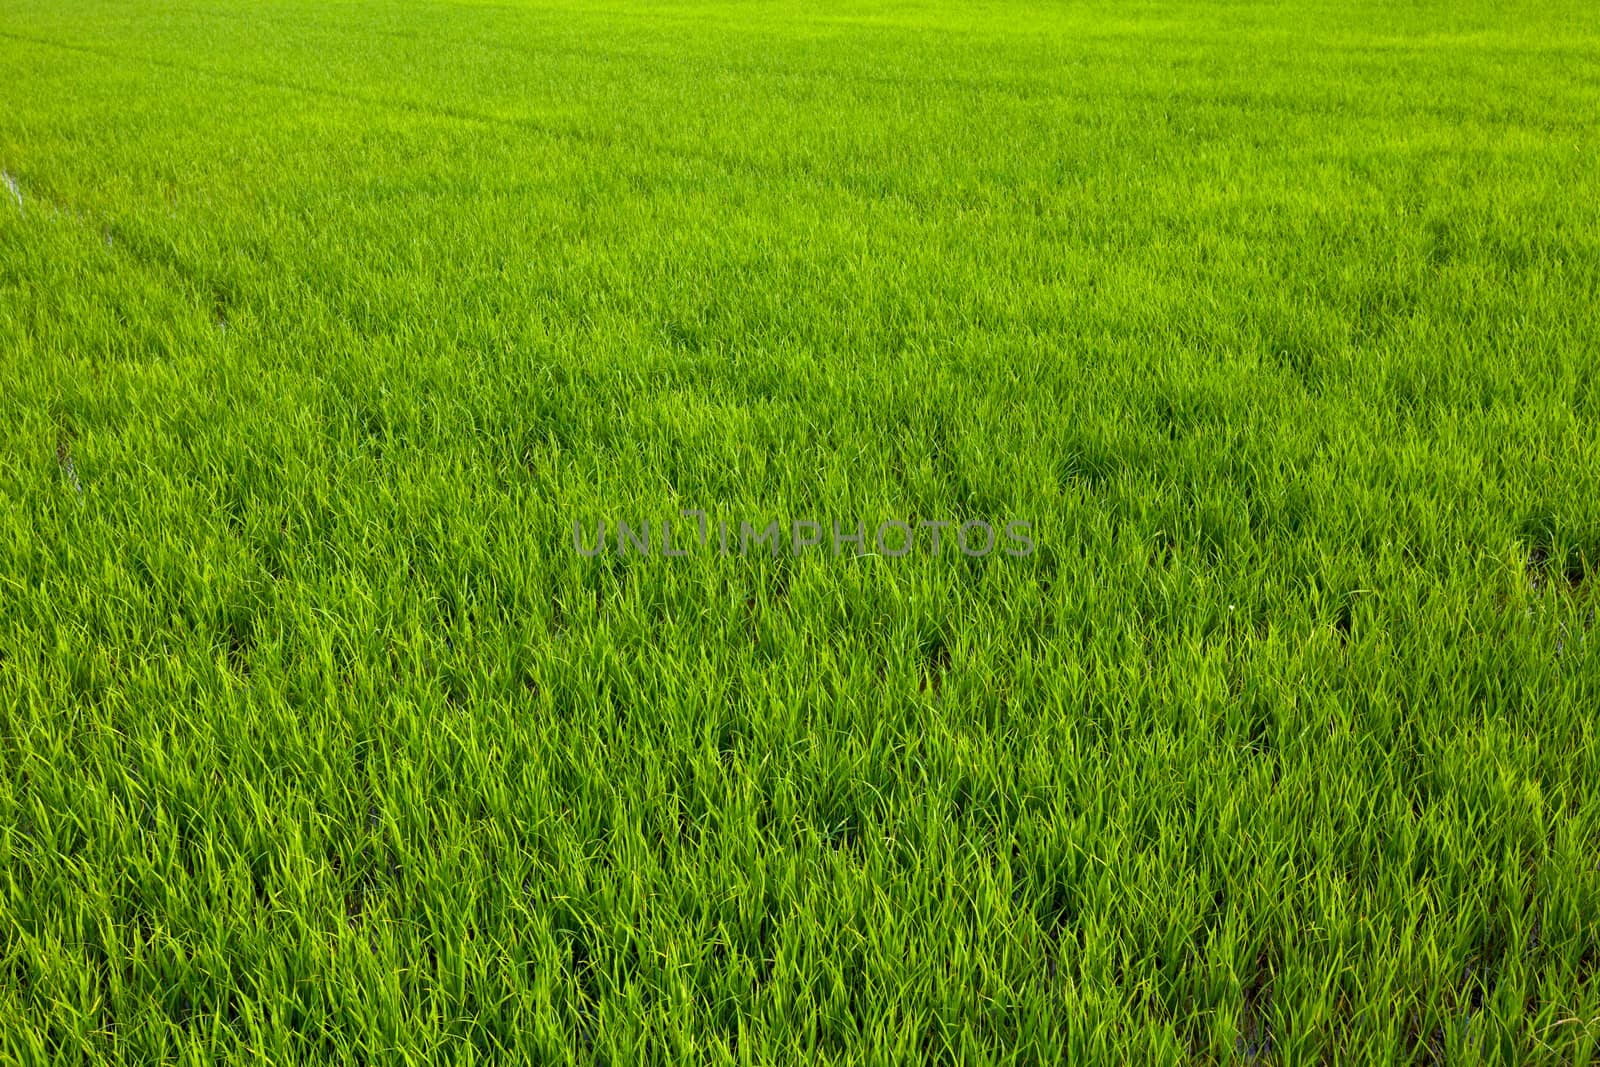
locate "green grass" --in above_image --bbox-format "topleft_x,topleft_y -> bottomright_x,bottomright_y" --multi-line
3,0 -> 1599,1061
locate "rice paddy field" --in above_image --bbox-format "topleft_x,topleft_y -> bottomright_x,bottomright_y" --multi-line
3,0 -> 1600,1062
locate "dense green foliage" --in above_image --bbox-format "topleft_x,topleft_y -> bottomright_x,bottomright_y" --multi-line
3,0 -> 1598,1061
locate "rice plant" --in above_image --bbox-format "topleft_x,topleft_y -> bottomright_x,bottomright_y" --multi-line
2,0 -> 1597,1062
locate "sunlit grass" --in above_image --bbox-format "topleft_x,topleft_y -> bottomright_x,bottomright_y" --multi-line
2,0 -> 1598,1062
